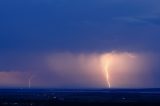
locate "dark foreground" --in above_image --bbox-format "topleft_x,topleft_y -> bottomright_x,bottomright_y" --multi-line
0,88 -> 160,106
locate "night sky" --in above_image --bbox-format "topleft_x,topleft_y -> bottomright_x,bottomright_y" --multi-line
0,0 -> 160,88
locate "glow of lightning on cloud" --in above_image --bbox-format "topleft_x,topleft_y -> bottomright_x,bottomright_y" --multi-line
101,52 -> 139,88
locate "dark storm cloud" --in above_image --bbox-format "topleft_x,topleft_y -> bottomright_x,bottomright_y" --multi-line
0,0 -> 160,52
0,0 -> 160,88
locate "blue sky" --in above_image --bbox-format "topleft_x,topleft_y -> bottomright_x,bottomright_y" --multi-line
0,0 -> 160,88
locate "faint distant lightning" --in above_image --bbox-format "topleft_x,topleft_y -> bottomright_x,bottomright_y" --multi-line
126,53 -> 137,59
28,75 -> 34,89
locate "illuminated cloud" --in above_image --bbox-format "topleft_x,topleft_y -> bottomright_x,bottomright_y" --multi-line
0,72 -> 29,87
0,51 -> 157,88
100,52 -> 151,88
46,52 -> 105,88
45,51 -> 154,88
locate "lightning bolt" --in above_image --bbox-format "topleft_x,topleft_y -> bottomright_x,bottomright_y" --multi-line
28,75 -> 34,89
104,52 -> 114,88
105,62 -> 111,88
102,54 -> 113,88
102,52 -> 139,89
106,68 -> 111,88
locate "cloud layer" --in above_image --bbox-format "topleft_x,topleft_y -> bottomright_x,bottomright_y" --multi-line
0,0 -> 160,88
0,51 -> 158,88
